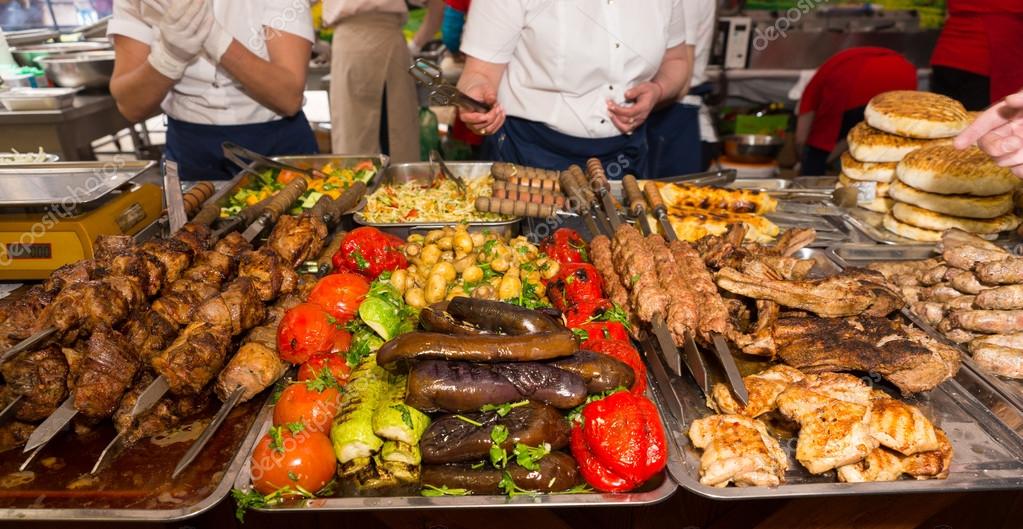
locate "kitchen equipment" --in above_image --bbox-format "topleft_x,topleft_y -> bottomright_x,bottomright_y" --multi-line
36,50 -> 115,89
10,41 -> 109,67
3,29 -> 58,48
0,151 -> 60,164
0,87 -> 78,111
0,161 -> 164,280
722,134 -> 784,164
713,16 -> 752,69
409,58 -> 491,113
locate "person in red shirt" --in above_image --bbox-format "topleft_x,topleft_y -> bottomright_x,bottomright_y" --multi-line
796,47 -> 917,175
931,0 -> 1023,111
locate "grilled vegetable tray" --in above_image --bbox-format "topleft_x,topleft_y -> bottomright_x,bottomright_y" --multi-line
230,391 -> 677,512
652,248 -> 1023,499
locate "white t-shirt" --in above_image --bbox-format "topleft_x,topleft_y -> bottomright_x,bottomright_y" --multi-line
108,0 -> 314,125
461,0 -> 687,139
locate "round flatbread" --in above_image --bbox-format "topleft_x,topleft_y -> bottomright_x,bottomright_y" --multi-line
888,179 -> 1014,219
883,212 -> 942,242
896,145 -> 1019,196
847,122 -> 941,163
860,196 -> 894,213
891,202 -> 1020,234
839,173 -> 890,197
840,152 -> 896,182
865,91 -> 970,139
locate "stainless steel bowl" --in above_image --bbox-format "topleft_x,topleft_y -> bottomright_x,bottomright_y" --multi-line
10,41 -> 110,67
37,51 -> 116,89
722,134 -> 784,164
4,29 -> 58,48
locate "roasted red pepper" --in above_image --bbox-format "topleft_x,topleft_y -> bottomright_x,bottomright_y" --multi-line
331,227 -> 407,280
548,263 -> 604,312
564,298 -> 612,328
540,228 -> 588,265
578,321 -> 630,346
572,391 -> 667,491
585,338 -> 646,394
570,424 -> 635,492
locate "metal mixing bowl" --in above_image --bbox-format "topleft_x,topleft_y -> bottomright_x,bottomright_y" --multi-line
37,51 -> 116,89
10,41 -> 111,67
722,134 -> 784,164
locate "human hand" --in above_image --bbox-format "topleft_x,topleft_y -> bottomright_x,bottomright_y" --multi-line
459,82 -> 505,136
955,90 -> 1023,178
146,0 -> 213,80
607,82 -> 663,135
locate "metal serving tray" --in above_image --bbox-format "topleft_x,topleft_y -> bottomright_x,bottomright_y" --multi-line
653,248 -> 1023,499
0,161 -> 158,207
231,395 -> 676,512
354,162 -> 521,240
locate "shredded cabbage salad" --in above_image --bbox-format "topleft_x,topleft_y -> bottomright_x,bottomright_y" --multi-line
362,173 -> 509,223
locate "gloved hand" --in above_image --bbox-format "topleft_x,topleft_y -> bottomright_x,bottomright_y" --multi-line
203,13 -> 234,64
146,0 -> 213,80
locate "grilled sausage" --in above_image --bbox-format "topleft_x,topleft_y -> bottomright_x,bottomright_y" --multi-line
949,309 -> 1023,334
446,297 -> 563,334
421,451 -> 581,494
421,402 -> 570,464
376,330 -> 576,369
405,360 -> 587,412
550,351 -> 635,393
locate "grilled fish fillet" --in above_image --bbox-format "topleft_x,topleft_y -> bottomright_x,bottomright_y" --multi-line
708,364 -> 806,418
776,373 -> 877,474
688,414 -> 788,487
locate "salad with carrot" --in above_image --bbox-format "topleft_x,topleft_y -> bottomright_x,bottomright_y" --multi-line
221,160 -> 378,217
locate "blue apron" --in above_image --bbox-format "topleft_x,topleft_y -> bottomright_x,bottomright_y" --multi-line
165,112 -> 319,181
483,116 -> 649,179
645,102 -> 702,178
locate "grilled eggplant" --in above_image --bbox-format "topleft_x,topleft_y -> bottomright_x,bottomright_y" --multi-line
421,402 -> 570,464
405,360 -> 587,412
421,451 -> 582,494
445,297 -> 563,334
550,351 -> 634,393
377,330 -> 577,369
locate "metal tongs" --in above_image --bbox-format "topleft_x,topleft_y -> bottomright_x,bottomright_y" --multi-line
429,149 -> 468,197
222,142 -> 325,181
409,59 -> 492,113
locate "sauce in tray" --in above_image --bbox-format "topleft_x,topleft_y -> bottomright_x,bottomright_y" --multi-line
0,399 -> 262,511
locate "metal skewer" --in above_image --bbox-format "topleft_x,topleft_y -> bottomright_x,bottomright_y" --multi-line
0,395 -> 22,424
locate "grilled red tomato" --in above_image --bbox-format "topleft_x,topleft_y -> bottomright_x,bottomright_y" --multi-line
298,353 -> 352,386
548,263 -> 604,312
277,303 -> 351,364
578,321 -> 630,346
331,227 -> 407,279
307,272 -> 370,323
273,379 -> 342,434
564,298 -> 612,328
250,424 -> 335,496
540,228 -> 588,265
586,338 -> 646,393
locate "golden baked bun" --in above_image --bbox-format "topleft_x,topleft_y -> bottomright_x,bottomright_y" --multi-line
896,145 -> 1019,196
883,212 -> 942,242
865,91 -> 970,139
891,202 -> 1020,235
847,122 -> 942,163
888,179 -> 1014,219
838,173 -> 889,197
840,152 -> 896,182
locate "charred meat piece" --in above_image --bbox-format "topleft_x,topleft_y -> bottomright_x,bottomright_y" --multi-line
121,392 -> 211,443
42,276 -> 145,336
773,316 -> 960,394
195,278 -> 266,335
422,451 -> 581,494
421,402 -> 570,464
238,248 -> 298,302
215,341 -> 286,402
137,238 -> 194,285
73,328 -> 139,420
267,214 -> 328,268
770,227 -> 816,257
45,259 -> 99,292
1,345 -> 69,421
550,351 -> 635,393
94,235 -> 136,260
152,280 -> 221,327
405,360 -> 587,412
125,309 -> 181,364
688,414 -> 788,487
708,364 -> 805,418
0,285 -> 59,342
0,421 -> 34,454
151,322 -> 232,395
716,267 -> 904,318
108,252 -> 167,297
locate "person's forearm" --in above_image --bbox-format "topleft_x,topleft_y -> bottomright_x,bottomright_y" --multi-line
457,57 -> 505,95
650,46 -> 689,104
109,58 -> 176,123
677,45 -> 695,98
218,41 -> 308,116
413,0 -> 445,48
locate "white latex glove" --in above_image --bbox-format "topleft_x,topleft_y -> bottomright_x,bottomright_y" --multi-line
146,0 -> 213,80
203,17 -> 234,64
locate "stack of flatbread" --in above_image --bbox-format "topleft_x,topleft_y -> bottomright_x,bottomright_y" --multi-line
838,91 -> 965,216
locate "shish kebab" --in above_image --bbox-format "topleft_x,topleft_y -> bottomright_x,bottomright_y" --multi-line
90,183 -> 366,475
0,181 -> 224,360
19,178 -> 311,462
582,162 -> 748,406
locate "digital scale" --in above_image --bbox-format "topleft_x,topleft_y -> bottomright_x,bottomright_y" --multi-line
0,161 -> 164,280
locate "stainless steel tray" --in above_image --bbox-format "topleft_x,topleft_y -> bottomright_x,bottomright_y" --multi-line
654,248 -> 1023,499
231,396 -> 677,512
355,162 -> 521,240
841,207 -> 927,246
0,161 -> 158,207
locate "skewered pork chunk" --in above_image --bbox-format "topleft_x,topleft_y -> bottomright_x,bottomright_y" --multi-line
108,252 -> 167,297
267,214 -> 328,267
136,238 -> 195,285
0,345 -> 69,421
195,278 -> 266,335
776,373 -> 876,474
708,364 -> 805,418
94,235 -> 136,260
152,322 -> 232,395
715,267 -> 904,318
41,276 -> 145,338
73,328 -> 138,420
238,248 -> 294,302
688,414 -> 788,487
